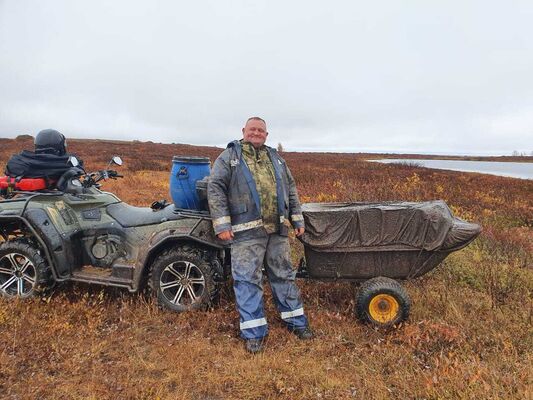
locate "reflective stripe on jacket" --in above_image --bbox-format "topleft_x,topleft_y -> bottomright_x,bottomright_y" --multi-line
207,140 -> 305,240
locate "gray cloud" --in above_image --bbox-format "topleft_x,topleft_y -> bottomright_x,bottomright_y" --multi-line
1,0 -> 532,155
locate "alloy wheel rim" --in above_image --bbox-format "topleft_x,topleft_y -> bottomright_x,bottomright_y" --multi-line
0,252 -> 37,297
160,261 -> 206,306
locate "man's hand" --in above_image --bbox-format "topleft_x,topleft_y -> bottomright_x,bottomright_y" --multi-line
217,230 -> 234,241
295,227 -> 305,237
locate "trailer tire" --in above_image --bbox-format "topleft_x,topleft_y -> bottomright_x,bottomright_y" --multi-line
0,239 -> 53,298
355,277 -> 410,328
150,245 -> 218,313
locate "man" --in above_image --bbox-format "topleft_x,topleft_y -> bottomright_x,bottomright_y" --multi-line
5,129 -> 83,182
208,117 -> 313,353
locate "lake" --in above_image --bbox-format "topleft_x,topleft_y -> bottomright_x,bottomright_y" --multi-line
371,159 -> 533,180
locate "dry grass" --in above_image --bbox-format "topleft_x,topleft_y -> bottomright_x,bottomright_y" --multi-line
0,137 -> 532,399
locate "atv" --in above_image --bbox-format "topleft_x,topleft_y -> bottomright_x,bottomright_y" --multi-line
0,156 -> 228,312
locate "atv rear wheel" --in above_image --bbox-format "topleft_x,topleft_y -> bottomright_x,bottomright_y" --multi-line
355,277 -> 411,328
150,245 -> 218,312
0,240 -> 53,298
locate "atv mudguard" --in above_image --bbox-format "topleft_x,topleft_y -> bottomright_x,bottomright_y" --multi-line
23,208 -> 76,279
0,214 -> 61,280
134,218 -> 227,289
0,208 -> 81,281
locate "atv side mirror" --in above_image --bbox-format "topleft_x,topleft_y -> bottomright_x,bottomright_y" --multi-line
112,156 -> 123,166
69,156 -> 80,167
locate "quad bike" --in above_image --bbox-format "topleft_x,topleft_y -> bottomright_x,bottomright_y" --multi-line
0,156 -> 228,312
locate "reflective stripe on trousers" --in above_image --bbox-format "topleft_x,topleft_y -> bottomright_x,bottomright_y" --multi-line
240,317 -> 267,330
281,307 -> 304,320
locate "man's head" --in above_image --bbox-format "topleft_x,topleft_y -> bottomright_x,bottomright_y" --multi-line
35,129 -> 67,156
242,117 -> 268,148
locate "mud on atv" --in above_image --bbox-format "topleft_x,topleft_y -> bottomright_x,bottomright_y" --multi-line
0,156 -> 229,312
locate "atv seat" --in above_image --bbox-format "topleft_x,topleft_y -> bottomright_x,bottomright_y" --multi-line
107,202 -> 180,228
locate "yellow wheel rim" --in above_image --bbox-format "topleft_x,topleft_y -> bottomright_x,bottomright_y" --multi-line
368,294 -> 400,323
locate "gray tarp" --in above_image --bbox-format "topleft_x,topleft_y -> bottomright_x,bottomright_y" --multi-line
300,201 -> 458,252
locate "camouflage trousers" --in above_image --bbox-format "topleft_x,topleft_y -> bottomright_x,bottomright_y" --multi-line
231,233 -> 308,339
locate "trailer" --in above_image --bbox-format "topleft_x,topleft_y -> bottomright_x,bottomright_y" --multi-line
297,201 -> 481,327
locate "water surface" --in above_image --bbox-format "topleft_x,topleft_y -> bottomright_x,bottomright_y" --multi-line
371,159 -> 532,180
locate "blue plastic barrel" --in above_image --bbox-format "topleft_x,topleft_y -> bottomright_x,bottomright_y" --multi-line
170,156 -> 211,210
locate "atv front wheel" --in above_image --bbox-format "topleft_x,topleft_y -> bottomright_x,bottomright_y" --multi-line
150,245 -> 218,312
355,277 -> 411,328
0,240 -> 53,298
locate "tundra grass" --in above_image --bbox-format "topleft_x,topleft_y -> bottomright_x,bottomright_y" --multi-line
0,138 -> 531,399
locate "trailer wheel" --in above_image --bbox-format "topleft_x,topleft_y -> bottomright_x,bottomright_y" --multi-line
150,245 -> 218,313
355,277 -> 410,328
0,240 -> 53,298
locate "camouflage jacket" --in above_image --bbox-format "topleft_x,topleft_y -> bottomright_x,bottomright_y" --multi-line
207,140 -> 304,240
241,142 -> 278,234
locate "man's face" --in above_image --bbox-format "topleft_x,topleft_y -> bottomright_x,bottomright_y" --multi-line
242,119 -> 268,148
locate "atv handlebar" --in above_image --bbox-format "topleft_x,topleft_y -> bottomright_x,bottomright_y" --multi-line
56,167 -> 124,194
106,170 -> 123,179
83,169 -> 123,187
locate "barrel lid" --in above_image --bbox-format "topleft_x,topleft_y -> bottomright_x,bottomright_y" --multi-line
172,156 -> 210,163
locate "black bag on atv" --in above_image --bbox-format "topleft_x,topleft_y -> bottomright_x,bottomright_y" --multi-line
5,150 -> 84,180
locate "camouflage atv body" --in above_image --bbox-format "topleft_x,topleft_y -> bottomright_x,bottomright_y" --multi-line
0,166 -> 228,312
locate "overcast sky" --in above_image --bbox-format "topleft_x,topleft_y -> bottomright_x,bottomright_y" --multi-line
1,1 -> 532,155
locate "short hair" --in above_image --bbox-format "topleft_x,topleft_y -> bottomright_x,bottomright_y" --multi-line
245,116 -> 266,126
